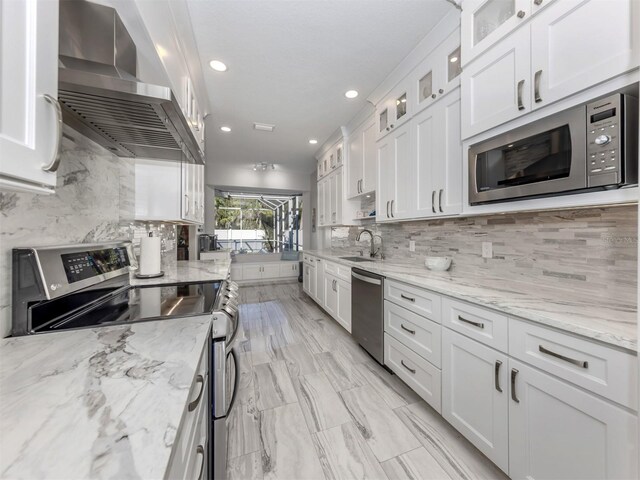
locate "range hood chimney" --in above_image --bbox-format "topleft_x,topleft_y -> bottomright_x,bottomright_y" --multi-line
58,0 -> 204,164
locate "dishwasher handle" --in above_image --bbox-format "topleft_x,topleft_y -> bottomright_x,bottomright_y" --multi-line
352,271 -> 382,285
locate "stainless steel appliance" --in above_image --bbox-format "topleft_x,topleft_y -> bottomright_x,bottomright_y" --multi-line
11,242 -> 241,480
199,234 -> 219,252
351,268 -> 384,364
57,0 -> 204,164
469,88 -> 638,205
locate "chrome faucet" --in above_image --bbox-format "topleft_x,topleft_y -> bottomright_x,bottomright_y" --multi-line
356,229 -> 381,258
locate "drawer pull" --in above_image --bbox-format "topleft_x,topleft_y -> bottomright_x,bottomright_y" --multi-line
196,445 -> 205,480
400,324 -> 416,335
538,345 -> 588,369
494,360 -> 503,393
511,368 -> 519,403
188,374 -> 205,412
401,360 -> 416,374
400,294 -> 415,302
457,315 -> 484,329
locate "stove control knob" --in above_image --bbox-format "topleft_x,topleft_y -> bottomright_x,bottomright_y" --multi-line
595,134 -> 611,145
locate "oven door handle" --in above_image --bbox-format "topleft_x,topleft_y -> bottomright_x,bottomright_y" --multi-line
227,312 -> 241,347
225,347 -> 240,417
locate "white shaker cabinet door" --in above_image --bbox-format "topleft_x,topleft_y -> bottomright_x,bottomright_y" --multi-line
347,127 -> 363,198
361,118 -> 377,194
530,0 -> 639,110
390,122 -> 414,220
442,328 -> 509,473
335,279 -> 351,333
461,26 -> 531,140
509,359 -> 638,480
0,0 -> 59,193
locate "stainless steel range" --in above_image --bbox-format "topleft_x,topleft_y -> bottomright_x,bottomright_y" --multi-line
11,242 -> 241,480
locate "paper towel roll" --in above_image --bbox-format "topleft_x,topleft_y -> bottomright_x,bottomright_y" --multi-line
139,235 -> 161,275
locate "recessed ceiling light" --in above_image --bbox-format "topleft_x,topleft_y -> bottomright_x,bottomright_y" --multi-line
345,90 -> 359,99
309,139 -> 318,144
449,56 -> 459,63
209,60 -> 227,72
220,126 -> 231,132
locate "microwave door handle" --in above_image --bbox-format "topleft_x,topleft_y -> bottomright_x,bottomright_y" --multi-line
225,347 -> 240,417
517,80 -> 525,110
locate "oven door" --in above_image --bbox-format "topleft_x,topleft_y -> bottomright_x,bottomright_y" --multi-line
211,338 -> 239,480
469,105 -> 587,205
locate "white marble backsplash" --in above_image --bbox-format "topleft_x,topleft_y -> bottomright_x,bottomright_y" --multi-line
0,128 -> 177,338
332,206 -> 638,308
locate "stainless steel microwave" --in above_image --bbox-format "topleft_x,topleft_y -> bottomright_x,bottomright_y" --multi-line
468,89 -> 638,205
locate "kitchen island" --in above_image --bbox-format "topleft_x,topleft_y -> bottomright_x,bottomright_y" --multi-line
0,312 -> 211,479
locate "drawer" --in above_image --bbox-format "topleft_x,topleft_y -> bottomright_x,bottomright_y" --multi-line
509,318 -> 638,411
384,300 -> 441,368
442,297 -> 508,352
385,280 -> 442,322
324,260 -> 338,275
384,333 -> 442,413
335,263 -> 351,283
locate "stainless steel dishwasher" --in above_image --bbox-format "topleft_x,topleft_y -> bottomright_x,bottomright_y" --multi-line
351,267 -> 385,364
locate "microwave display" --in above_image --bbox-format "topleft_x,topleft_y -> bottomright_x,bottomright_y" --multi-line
476,126 -> 573,191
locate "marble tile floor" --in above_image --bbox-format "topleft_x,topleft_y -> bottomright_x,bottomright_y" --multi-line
227,281 -> 509,480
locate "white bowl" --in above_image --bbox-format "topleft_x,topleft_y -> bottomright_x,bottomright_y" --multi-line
425,256 -> 452,271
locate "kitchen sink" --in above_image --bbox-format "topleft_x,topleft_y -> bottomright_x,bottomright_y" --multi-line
340,256 -> 374,262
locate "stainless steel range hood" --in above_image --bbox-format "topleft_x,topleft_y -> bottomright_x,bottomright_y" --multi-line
58,0 -> 204,164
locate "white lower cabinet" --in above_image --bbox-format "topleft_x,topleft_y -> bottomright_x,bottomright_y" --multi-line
304,257 -> 351,332
441,328 -> 509,472
509,359 -> 638,480
335,279 -> 352,333
232,262 -> 298,282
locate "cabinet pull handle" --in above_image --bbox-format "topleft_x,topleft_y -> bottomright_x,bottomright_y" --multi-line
438,88 -> 444,94
495,360 -> 503,392
534,70 -> 543,103
400,293 -> 415,302
517,80 -> 525,111
538,345 -> 588,368
534,0 -> 543,4
386,200 -> 390,218
431,190 -> 436,213
516,9 -> 525,18
511,368 -> 520,403
390,200 -> 395,218
390,124 -> 395,128
438,189 -> 444,213
188,374 -> 205,411
431,93 -> 437,99
196,445 -> 206,480
401,324 -> 416,335
401,360 -> 416,374
185,194 -> 190,215
42,94 -> 63,172
457,315 -> 484,329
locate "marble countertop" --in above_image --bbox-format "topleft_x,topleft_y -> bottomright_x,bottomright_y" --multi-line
130,259 -> 231,286
0,316 -> 212,479
305,250 -> 637,352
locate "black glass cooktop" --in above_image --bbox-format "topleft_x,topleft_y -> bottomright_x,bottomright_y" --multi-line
29,281 -> 222,334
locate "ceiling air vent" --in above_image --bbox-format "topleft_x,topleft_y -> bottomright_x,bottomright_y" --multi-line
253,123 -> 275,132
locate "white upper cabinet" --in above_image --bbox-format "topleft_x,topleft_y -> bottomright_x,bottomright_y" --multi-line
376,78 -> 415,141
461,26 -> 531,139
462,0 -> 638,139
0,0 -> 60,193
377,123 -> 412,222
347,117 -> 377,199
411,29 -> 462,115
461,0 -> 531,66
136,159 -> 203,224
530,0 -> 639,110
415,88 -> 463,218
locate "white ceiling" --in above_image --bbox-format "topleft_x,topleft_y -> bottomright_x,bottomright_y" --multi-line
186,0 -> 454,174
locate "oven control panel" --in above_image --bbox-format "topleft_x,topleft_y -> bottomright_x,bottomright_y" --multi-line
586,93 -> 622,185
61,247 -> 130,284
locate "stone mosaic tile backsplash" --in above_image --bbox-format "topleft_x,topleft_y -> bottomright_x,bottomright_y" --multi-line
332,206 -> 637,305
0,128 -> 177,338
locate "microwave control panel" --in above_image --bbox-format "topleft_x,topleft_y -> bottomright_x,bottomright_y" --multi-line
586,93 -> 622,186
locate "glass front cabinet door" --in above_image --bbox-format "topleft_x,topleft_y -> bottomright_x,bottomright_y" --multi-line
462,0 -> 530,65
